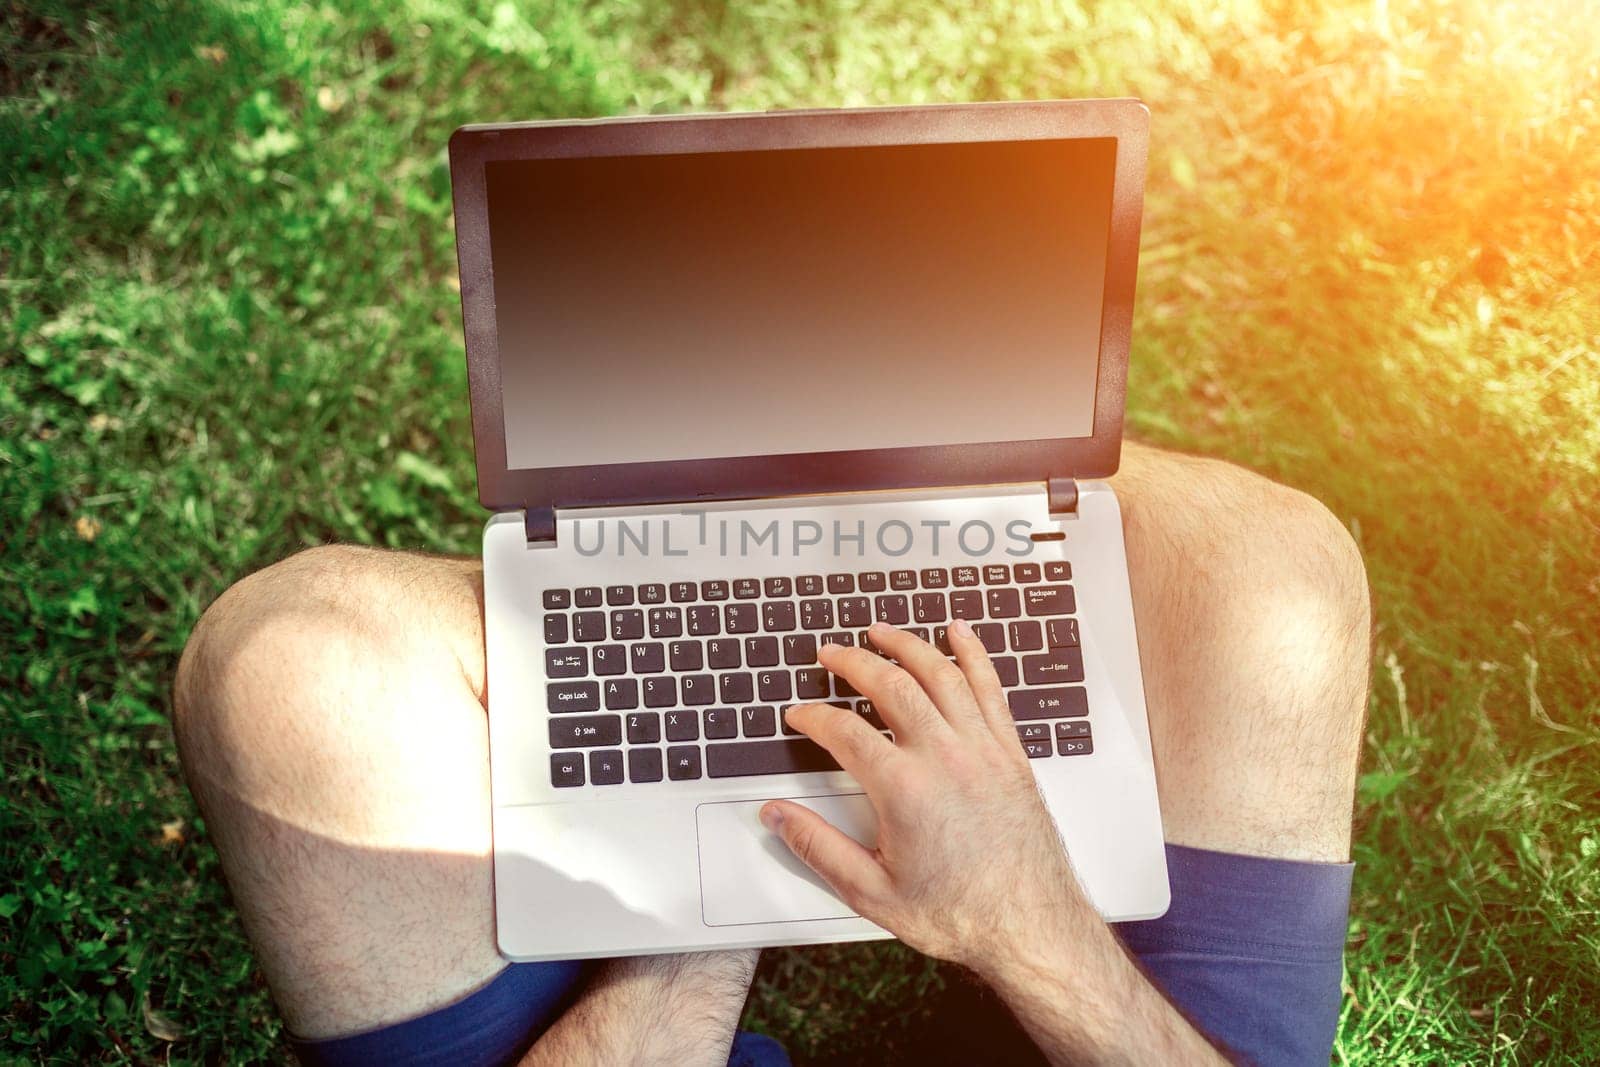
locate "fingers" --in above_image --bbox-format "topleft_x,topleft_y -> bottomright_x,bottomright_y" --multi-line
815,643 -> 946,740
946,618 -> 1018,744
785,701 -> 899,788
760,799 -> 892,914
859,623 -> 989,735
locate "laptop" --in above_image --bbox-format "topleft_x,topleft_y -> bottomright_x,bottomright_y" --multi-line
447,99 -> 1170,961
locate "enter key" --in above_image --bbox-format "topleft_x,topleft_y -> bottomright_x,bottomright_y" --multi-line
1021,647 -> 1085,685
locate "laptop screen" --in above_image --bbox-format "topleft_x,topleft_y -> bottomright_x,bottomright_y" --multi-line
485,137 -> 1116,471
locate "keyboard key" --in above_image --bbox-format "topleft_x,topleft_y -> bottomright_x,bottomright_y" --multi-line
680,674 -> 715,705
1022,647 -> 1085,685
906,626 -> 930,643
952,566 -> 980,587
550,714 -> 621,748
669,641 -> 703,671
859,571 -> 887,592
701,580 -> 729,601
854,700 -> 885,729
763,601 -> 797,632
932,626 -> 951,654
744,637 -> 780,667
630,642 -> 665,674
838,597 -> 871,627
589,749 -> 624,785
1045,561 -> 1072,581
1023,739 -> 1053,758
827,573 -> 855,594
547,681 -> 599,713
611,610 -> 645,641
1055,720 -> 1091,740
973,623 -> 1005,654
1018,723 -> 1051,741
836,675 -> 861,698
741,705 -> 777,737
1047,618 -> 1081,648
603,679 -> 639,710
704,707 -> 738,739
920,568 -> 948,588
818,631 -> 856,648
795,667 -> 830,700
986,588 -> 1022,618
665,711 -> 699,742
648,607 -> 682,639
606,585 -> 634,606
573,611 -> 606,642
643,675 -> 676,708
545,647 -> 587,678
991,656 -> 1019,687
719,672 -> 754,704
670,581 -> 698,603
912,593 -> 946,624
574,586 -> 603,607
982,564 -> 1010,584
858,630 -> 884,657
707,737 -> 842,778
783,634 -> 818,665
725,603 -> 759,634
1008,621 -> 1044,651
687,605 -> 720,636
626,712 -> 660,744
733,578 -> 761,600
764,576 -> 792,597
706,639 -> 740,669
551,752 -> 584,787
1014,563 -> 1042,583
1024,585 -> 1077,617
1008,686 -> 1089,720
800,599 -> 834,630
667,745 -> 702,780
1058,736 -> 1093,756
889,569 -> 917,591
949,590 -> 984,620
797,575 -> 824,596
543,589 -> 571,609
639,583 -> 666,605
593,644 -> 626,676
628,747 -> 663,783
758,670 -> 793,702
874,595 -> 910,625
544,614 -> 568,644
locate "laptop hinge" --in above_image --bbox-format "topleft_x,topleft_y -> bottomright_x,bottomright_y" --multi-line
1047,477 -> 1080,516
524,506 -> 557,544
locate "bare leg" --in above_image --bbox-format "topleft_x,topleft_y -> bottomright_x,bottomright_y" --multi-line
1113,440 -> 1371,862
173,548 -> 756,1062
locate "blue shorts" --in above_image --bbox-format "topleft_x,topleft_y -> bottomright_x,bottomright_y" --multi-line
288,844 -> 1351,1067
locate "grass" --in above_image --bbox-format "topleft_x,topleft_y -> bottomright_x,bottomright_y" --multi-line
3,0 -> 1597,1061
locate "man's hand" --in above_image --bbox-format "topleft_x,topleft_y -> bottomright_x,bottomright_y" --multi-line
759,619 -> 1078,974
762,619 -> 1228,1066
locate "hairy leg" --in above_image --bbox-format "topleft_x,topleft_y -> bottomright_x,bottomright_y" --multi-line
173,546 -> 755,1061
1112,441 -> 1371,862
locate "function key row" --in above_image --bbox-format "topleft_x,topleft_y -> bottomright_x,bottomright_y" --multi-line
540,562 -> 1071,609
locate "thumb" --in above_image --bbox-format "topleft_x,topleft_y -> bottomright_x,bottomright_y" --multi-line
761,800 -> 891,915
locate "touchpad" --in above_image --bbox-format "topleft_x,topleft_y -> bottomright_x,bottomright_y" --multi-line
696,794 -> 878,927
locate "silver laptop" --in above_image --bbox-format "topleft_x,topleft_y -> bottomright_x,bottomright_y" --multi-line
447,99 -> 1169,961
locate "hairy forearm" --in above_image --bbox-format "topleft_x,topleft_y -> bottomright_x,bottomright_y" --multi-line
976,910 -> 1228,1066
521,950 -> 759,1067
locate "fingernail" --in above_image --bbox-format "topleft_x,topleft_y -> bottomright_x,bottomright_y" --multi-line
868,620 -> 889,633
951,618 -> 973,638
759,804 -> 784,832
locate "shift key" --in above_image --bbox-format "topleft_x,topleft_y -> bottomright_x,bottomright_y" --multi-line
549,714 -> 622,748
1008,687 -> 1089,720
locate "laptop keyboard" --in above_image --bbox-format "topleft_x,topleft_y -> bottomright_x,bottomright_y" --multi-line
539,562 -> 1092,788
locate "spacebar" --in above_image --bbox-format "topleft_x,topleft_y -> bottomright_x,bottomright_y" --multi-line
706,739 -> 843,778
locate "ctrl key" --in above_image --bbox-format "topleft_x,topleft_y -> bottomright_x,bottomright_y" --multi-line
550,753 -> 585,788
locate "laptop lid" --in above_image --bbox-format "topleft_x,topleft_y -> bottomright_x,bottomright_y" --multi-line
449,99 -> 1147,517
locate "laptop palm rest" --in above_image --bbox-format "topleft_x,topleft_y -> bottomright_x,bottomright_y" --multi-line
696,794 -> 879,927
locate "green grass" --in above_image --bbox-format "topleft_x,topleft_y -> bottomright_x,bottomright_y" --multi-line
3,0 -> 1597,1061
